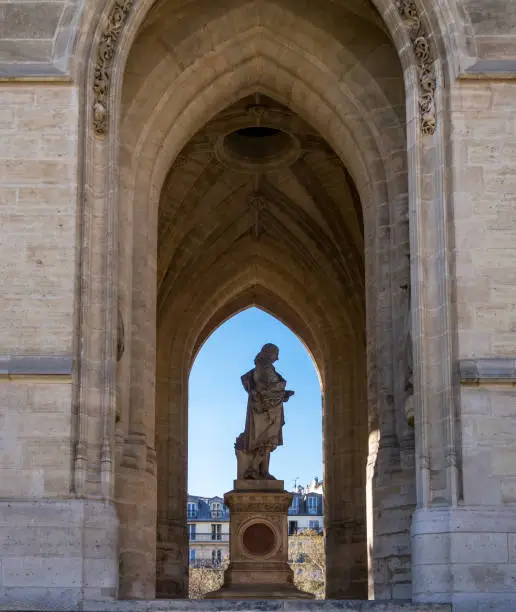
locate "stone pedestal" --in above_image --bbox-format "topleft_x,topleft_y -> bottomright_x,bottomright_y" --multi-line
205,480 -> 314,600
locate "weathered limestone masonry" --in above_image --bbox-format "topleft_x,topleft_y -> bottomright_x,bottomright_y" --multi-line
411,78 -> 516,610
0,1 -> 515,611
82,602 -> 450,612
0,81 -> 119,607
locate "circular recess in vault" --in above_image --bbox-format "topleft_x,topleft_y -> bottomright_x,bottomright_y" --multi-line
216,124 -> 300,173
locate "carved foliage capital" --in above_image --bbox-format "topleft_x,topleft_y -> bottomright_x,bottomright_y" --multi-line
396,0 -> 437,135
93,0 -> 134,136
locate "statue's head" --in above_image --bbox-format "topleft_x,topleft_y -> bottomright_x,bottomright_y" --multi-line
255,343 -> 279,365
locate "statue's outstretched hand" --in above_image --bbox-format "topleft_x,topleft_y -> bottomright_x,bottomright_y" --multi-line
284,390 -> 295,402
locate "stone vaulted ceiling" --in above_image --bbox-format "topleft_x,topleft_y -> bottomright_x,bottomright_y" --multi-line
119,0 -> 411,363
129,0 -> 406,125
157,94 -> 365,333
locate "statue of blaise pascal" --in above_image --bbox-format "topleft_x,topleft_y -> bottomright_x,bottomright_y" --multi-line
235,343 -> 294,480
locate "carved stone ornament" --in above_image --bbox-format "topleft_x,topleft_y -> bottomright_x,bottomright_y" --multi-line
396,0 -> 437,135
117,308 -> 125,362
174,155 -> 188,170
246,104 -> 271,125
248,193 -> 267,214
93,0 -> 134,135
225,493 -> 293,514
248,193 -> 267,239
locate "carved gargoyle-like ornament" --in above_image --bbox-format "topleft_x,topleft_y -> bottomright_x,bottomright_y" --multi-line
396,0 -> 437,135
117,308 -> 125,362
93,0 -> 134,135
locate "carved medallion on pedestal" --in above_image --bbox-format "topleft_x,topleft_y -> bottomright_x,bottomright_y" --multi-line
205,480 -> 313,599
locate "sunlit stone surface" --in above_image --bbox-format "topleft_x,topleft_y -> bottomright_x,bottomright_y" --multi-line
0,0 -> 515,610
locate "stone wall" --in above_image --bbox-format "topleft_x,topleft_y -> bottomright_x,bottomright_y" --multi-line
0,85 -> 77,353
0,381 -> 72,497
0,500 -> 118,610
456,80 -> 516,586
410,79 -> 516,610
0,1 -> 515,610
0,82 -> 120,609
452,82 -> 516,361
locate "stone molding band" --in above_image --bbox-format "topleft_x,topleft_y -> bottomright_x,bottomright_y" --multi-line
459,358 -> 516,385
0,70 -> 72,82
0,356 -> 73,381
459,60 -> 516,80
2,356 -> 513,384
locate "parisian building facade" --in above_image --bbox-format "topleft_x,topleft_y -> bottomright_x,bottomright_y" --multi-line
187,487 -> 324,567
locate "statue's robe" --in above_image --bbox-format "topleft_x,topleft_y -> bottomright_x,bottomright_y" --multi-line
241,363 -> 286,454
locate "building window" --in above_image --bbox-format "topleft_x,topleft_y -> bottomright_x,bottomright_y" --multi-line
211,501 -> 222,519
187,502 -> 197,519
307,495 -> 318,514
212,549 -> 222,565
290,496 -> 299,513
187,524 -> 196,540
211,524 -> 222,541
289,520 -> 298,535
189,549 -> 196,563
309,520 -> 320,531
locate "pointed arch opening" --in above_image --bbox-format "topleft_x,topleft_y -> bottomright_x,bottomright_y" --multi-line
188,306 -> 323,499
74,0 -> 458,604
186,307 -> 324,594
151,85 -> 374,598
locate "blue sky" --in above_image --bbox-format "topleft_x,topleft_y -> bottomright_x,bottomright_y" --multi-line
188,307 -> 323,497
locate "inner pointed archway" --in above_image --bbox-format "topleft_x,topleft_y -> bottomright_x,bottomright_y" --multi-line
152,92 -> 372,600
108,0 -> 420,602
187,307 -> 324,596
188,307 -> 323,499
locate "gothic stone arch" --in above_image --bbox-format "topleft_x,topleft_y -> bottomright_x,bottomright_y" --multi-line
2,0 -> 516,609
72,0 -> 457,604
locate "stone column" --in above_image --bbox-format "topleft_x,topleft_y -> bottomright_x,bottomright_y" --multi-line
325,348 -> 368,600
407,52 -> 459,607
115,194 -> 159,599
155,352 -> 188,598
371,256 -> 416,601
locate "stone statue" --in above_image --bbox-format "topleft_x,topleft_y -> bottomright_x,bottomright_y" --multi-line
235,343 -> 294,480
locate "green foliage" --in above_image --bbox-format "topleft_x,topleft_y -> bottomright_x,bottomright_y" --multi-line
188,562 -> 226,599
289,529 -> 325,599
188,531 -> 326,600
